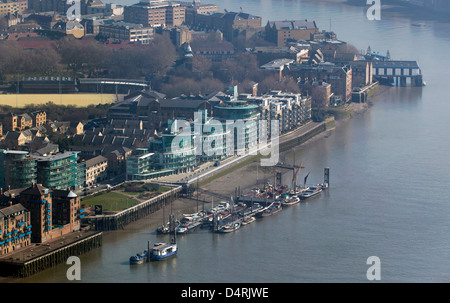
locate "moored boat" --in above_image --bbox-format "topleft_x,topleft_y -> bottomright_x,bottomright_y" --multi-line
241,215 -> 256,225
129,250 -> 148,265
216,219 -> 242,233
176,219 -> 202,234
256,202 -> 282,218
282,195 -> 300,206
298,185 -> 323,200
150,241 -> 178,261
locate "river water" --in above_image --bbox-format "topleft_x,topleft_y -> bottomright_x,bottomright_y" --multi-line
21,0 -> 450,283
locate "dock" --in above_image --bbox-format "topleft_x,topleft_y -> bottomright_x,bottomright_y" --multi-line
0,231 -> 102,278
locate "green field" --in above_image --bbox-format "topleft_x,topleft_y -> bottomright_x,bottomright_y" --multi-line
81,191 -> 140,212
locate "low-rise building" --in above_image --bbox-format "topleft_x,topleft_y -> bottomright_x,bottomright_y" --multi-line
304,81 -> 332,108
30,110 -> 47,127
85,155 -> 108,186
99,21 -> 154,43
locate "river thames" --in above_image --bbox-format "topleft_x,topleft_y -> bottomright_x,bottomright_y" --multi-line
21,0 -> 450,283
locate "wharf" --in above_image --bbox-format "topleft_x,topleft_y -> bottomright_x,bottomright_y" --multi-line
85,186 -> 182,231
0,230 -> 102,278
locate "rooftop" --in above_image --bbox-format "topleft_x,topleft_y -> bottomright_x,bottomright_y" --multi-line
268,20 -> 317,30
371,60 -> 420,68
85,155 -> 108,168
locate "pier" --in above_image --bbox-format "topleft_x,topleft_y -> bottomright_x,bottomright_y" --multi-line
0,231 -> 102,278
372,60 -> 424,87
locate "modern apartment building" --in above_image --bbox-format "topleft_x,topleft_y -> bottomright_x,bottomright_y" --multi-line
149,120 -> 197,174
0,150 -> 37,191
126,148 -> 161,180
34,152 -> 81,190
213,88 -> 260,155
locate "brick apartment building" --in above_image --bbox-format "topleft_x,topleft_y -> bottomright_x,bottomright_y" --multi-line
0,0 -> 28,17
0,203 -> 31,255
123,0 -> 185,28
265,20 -> 319,47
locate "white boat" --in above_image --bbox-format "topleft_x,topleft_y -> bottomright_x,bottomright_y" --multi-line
217,219 -> 242,233
150,241 -> 178,261
282,195 -> 300,206
298,186 -> 323,200
207,201 -> 230,214
241,216 -> 256,225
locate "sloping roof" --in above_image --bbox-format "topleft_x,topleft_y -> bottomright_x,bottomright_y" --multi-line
35,143 -> 59,156
85,155 -> 108,168
0,203 -> 27,218
52,189 -> 78,199
160,98 -> 211,109
20,183 -> 51,196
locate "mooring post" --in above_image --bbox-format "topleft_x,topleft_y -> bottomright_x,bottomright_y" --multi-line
324,167 -> 330,186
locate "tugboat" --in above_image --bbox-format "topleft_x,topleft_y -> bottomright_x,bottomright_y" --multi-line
129,249 -> 149,265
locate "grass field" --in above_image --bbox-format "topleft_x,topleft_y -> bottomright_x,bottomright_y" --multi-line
81,191 -> 140,212
0,93 -> 119,107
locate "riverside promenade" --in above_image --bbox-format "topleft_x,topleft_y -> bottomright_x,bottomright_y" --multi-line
156,117 -> 335,186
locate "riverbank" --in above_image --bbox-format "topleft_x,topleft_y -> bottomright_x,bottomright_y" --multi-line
121,96 -> 379,236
